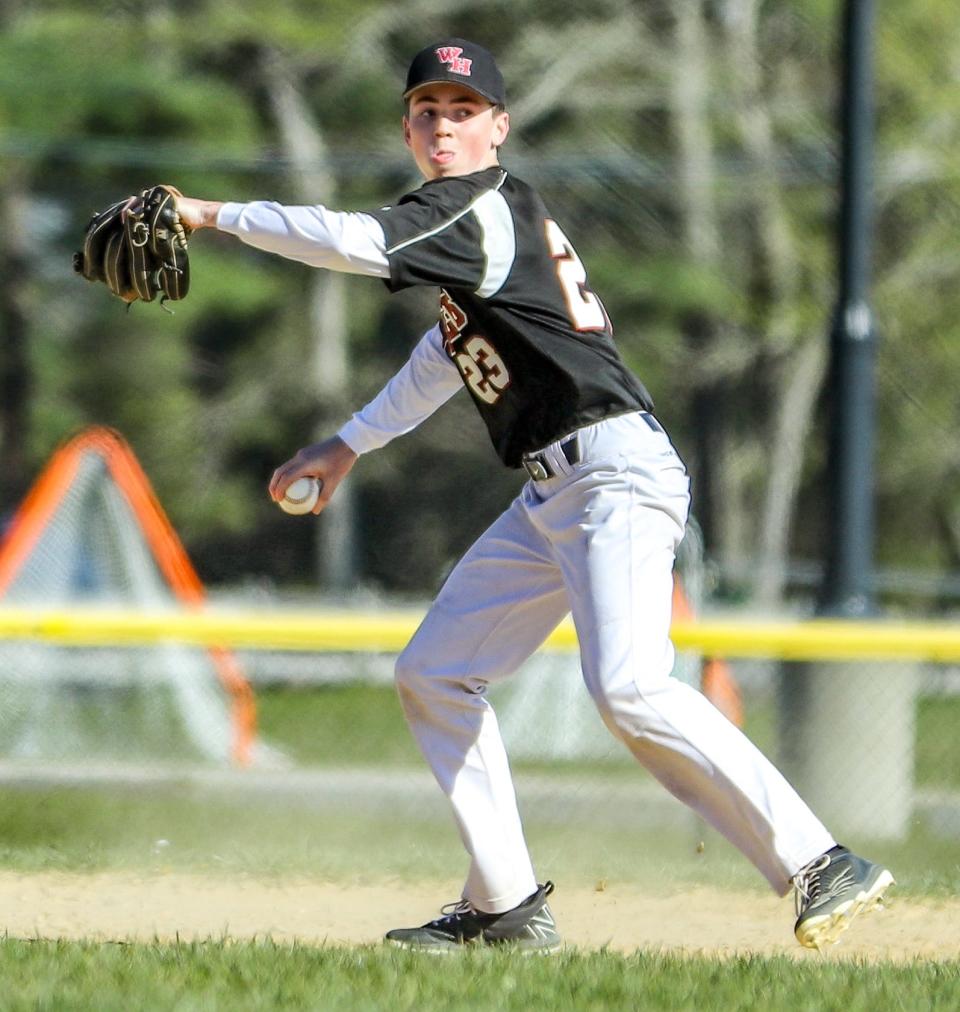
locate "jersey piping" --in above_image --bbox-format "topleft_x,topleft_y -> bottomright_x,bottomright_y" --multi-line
472,189 -> 516,298
385,171 -> 509,263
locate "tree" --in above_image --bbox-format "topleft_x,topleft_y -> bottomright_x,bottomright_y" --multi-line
2,0 -> 957,603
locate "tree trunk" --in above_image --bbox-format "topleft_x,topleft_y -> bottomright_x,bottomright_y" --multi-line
669,2 -> 731,559
935,487 -> 960,573
671,3 -> 718,267
260,49 -> 356,592
721,0 -> 823,604
0,171 -> 32,510
754,337 -> 827,603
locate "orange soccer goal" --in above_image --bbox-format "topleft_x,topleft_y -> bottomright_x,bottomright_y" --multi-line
0,426 -> 256,766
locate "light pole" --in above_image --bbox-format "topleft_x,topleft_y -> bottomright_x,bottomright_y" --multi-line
779,0 -> 915,841
820,0 -> 879,618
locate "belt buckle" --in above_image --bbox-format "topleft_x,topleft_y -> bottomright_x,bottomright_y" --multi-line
523,456 -> 550,481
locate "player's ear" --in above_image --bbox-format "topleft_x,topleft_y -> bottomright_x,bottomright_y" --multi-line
402,115 -> 412,149
492,110 -> 510,148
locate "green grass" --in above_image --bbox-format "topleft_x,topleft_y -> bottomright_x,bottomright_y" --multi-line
1,682 -> 956,1010
0,682 -> 957,892
737,693 -> 960,792
0,779 -> 958,900
0,939 -> 956,1012
0,778 -> 457,880
257,683 -> 424,768
0,779 -> 709,883
254,684 -> 960,789
914,695 -> 960,789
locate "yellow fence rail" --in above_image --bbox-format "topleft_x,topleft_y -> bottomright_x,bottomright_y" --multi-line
0,606 -> 959,661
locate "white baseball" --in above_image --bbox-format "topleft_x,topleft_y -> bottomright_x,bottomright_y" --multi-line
279,476 -> 321,515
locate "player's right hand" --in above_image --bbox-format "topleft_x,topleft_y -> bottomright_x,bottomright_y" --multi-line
269,436 -> 358,515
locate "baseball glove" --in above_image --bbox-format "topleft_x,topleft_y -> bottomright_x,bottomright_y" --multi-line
73,184 -> 191,306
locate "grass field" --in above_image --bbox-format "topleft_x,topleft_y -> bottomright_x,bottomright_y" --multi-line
1,681 -> 958,1009
0,680 -> 958,893
252,682 -> 960,786
1,776 -> 959,901
1,939 -> 958,1012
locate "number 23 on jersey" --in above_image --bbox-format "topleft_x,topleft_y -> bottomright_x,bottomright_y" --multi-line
440,291 -> 511,405
439,222 -> 606,407
545,219 -> 607,332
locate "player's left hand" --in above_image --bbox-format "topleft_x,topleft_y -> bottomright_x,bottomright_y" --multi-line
73,184 -> 191,306
173,196 -> 225,231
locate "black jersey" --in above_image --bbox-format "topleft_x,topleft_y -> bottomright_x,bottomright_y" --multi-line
367,167 -> 653,467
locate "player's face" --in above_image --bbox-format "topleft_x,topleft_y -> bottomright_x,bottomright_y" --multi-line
404,84 -> 510,180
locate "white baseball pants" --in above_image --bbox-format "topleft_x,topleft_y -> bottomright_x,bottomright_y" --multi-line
395,412 -> 834,913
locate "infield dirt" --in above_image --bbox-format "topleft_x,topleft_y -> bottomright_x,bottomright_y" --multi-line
1,871 -> 956,962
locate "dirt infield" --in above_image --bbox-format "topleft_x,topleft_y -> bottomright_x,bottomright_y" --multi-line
1,871 -> 956,962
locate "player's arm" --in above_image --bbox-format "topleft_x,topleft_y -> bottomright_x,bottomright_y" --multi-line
176,196 -> 390,278
177,177 -> 496,289
337,324 -> 462,452
270,325 -> 462,513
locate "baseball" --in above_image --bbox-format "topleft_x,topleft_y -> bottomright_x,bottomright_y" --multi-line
279,476 -> 321,515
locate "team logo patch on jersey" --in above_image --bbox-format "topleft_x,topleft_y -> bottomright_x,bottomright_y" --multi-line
439,290 -> 468,352
435,46 -> 472,77
438,289 -> 511,406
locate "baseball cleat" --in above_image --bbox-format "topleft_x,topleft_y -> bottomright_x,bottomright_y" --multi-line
793,845 -> 895,950
385,881 -> 561,953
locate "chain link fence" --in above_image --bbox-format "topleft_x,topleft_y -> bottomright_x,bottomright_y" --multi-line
0,2 -> 957,886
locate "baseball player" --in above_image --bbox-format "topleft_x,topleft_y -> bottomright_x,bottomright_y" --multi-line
174,38 -> 893,952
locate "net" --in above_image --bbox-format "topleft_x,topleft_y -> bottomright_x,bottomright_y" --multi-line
0,428 -> 257,767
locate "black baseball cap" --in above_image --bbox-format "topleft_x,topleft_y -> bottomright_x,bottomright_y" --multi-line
403,38 -> 506,106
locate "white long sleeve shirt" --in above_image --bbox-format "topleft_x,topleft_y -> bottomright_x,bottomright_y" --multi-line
335,325 -> 463,455
217,201 -> 391,278
217,201 -> 462,454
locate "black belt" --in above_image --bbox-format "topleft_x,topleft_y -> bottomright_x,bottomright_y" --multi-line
521,433 -> 581,481
521,413 -> 663,481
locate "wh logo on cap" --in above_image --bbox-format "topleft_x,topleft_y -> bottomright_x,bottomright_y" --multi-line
436,46 -> 472,76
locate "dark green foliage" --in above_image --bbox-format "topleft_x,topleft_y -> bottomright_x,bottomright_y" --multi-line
1,1 -> 958,600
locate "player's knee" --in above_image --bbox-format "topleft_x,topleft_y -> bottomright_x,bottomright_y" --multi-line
394,642 -> 428,697
589,680 -> 660,740
396,631 -> 488,709
394,633 -> 450,701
